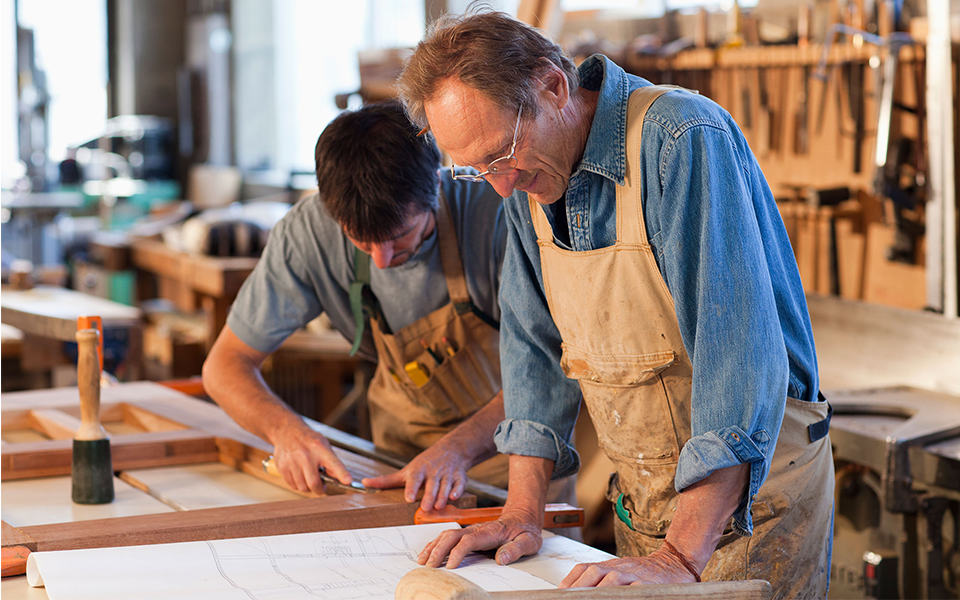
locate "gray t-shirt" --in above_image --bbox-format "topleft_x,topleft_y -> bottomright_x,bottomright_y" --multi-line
227,172 -> 506,361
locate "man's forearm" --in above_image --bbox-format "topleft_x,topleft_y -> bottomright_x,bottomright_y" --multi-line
664,463 -> 750,573
504,454 -> 554,521
202,352 -> 306,445
432,391 -> 505,467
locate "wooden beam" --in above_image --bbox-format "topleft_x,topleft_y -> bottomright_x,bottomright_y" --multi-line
18,494 -> 418,551
1,521 -> 37,552
0,286 -> 141,342
398,568 -> 772,598
1,429 -> 219,480
121,403 -> 189,433
27,409 -> 81,440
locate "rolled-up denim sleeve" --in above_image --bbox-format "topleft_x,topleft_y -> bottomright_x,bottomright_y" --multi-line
653,121 -> 788,536
494,197 -> 583,480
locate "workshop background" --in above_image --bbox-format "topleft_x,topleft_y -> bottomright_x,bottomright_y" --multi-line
1,0 -> 959,598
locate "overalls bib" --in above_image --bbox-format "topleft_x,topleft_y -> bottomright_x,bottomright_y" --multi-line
530,86 -> 834,599
357,192 -> 508,487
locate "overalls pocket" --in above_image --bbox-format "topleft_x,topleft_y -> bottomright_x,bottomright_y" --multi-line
415,341 -> 498,422
560,343 -> 680,463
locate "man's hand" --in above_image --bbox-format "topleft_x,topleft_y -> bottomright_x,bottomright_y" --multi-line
559,550 -> 697,588
271,427 -> 352,494
418,510 -> 543,569
204,326 -> 353,495
361,441 -> 472,510
417,455 -> 553,569
363,391 -> 507,510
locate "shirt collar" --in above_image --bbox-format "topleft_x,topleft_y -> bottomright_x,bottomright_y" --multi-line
574,54 -> 633,186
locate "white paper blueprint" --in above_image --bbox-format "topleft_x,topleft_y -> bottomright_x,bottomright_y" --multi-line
26,523 -> 558,600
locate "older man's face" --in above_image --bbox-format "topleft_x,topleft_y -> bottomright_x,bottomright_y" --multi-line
424,78 -> 572,205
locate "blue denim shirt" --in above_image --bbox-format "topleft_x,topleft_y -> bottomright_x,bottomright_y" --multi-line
493,55 -> 820,535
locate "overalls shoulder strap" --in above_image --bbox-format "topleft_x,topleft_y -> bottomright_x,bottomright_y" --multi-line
349,191 -> 493,356
349,247 -> 373,356
435,190 -> 499,329
618,85 -> 678,247
434,189 -> 470,305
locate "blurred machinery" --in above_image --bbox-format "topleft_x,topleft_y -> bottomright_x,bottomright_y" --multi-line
830,387 -> 960,599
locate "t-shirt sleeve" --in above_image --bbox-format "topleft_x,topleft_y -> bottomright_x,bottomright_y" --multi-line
226,217 -> 324,354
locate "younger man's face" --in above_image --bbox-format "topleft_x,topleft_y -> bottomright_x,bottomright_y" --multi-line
344,209 -> 436,269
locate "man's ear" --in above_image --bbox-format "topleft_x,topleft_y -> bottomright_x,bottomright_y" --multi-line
536,59 -> 570,110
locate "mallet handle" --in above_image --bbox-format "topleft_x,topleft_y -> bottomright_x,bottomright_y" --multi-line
75,328 -> 107,441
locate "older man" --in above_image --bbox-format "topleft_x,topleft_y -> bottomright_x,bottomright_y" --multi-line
399,11 -> 834,598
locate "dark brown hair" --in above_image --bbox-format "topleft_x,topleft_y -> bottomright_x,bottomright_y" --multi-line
397,10 -> 578,128
314,100 -> 441,243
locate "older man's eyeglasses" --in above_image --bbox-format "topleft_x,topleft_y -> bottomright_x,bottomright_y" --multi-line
451,104 -> 523,183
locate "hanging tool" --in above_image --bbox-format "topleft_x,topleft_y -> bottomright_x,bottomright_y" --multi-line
261,455 -> 378,493
72,325 -> 115,505
414,503 -> 584,528
794,65 -> 810,155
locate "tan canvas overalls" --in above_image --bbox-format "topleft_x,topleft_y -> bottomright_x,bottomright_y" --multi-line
353,193 -> 578,509
529,86 -> 834,598
349,192 -> 510,487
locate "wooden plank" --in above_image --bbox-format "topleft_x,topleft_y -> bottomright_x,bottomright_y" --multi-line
808,295 -> 960,394
118,463 -> 305,510
131,239 -> 257,298
0,286 -> 141,342
1,410 -> 33,430
27,410 -> 80,440
1,522 -> 37,552
0,429 -> 219,480
862,222 -> 926,310
120,403 -> 188,433
18,494 -> 417,551
2,475 -> 176,528
397,569 -> 772,599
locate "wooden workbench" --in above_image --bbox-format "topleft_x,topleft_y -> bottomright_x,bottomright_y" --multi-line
130,238 -> 258,349
0,382 -> 421,598
1,383 -> 773,599
0,286 -> 143,381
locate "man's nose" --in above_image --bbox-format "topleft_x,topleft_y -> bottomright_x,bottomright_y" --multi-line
487,170 -> 521,198
369,243 -> 395,269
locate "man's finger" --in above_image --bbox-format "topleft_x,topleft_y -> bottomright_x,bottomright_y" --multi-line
446,524 -> 509,568
597,570 -> 633,587
303,465 -> 325,494
317,447 -> 352,484
420,476 -> 441,512
432,477 -> 454,510
448,476 -> 465,502
360,471 -> 405,490
493,531 -> 541,566
405,471 -> 426,503
564,563 -> 609,588
559,563 -> 590,589
425,529 -> 470,568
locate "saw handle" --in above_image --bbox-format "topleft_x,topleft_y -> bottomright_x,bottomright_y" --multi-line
75,328 -> 107,441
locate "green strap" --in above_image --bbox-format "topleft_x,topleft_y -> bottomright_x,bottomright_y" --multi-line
348,248 -> 371,357
615,493 -> 636,531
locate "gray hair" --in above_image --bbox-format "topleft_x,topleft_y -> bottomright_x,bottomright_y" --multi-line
397,10 -> 579,128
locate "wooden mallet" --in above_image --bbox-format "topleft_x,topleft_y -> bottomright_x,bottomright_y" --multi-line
395,568 -> 773,599
71,327 -> 115,504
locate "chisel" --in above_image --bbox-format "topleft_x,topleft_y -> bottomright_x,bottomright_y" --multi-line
414,503 -> 584,528
71,327 -> 115,504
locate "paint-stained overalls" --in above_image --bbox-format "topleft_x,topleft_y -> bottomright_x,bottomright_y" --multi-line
529,86 -> 834,599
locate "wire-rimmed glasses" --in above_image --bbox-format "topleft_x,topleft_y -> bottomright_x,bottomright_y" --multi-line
450,104 -> 523,183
